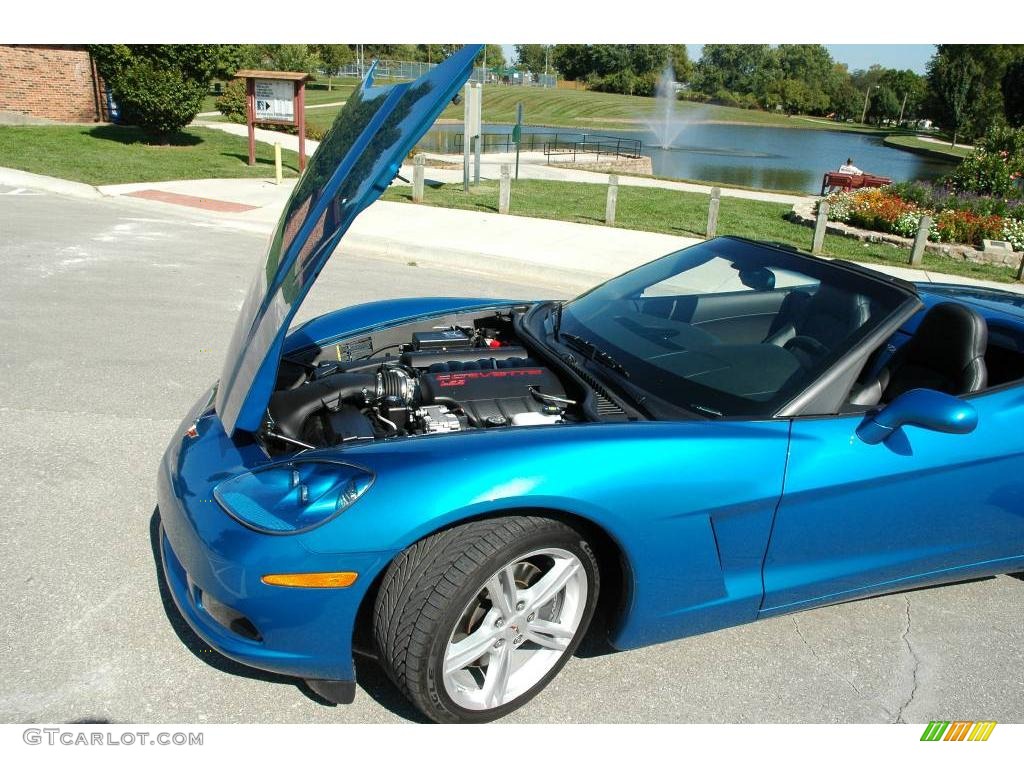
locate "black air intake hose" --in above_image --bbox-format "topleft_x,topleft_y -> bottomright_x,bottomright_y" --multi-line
268,369 -> 416,440
269,373 -> 378,439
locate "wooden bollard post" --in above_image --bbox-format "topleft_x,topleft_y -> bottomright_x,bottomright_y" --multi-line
909,215 -> 933,266
812,201 -> 829,255
605,174 -> 619,226
706,187 -> 721,239
412,154 -> 425,203
499,164 -> 511,215
274,142 -> 283,185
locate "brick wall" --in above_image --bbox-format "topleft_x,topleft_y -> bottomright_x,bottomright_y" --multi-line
0,45 -> 101,122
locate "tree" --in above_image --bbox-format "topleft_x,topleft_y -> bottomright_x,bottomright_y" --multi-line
827,65 -> 862,120
867,86 -> 901,124
514,44 -> 550,73
255,44 -> 322,77
549,44 -> 685,94
90,44 -> 218,142
1003,58 -> 1024,127
475,45 -> 507,70
878,69 -> 926,122
316,45 -> 353,90
212,44 -> 258,79
695,45 -> 773,95
668,45 -> 689,80
927,46 -> 983,146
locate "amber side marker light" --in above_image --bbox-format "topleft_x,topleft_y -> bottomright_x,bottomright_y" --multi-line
261,572 -> 359,588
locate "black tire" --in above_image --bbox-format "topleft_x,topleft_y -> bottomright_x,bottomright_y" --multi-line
373,515 -> 600,723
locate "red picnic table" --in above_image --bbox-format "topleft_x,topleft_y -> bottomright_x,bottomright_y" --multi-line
821,171 -> 892,196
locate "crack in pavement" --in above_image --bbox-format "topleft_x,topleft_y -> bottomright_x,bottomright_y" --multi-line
791,616 -> 863,697
893,595 -> 920,724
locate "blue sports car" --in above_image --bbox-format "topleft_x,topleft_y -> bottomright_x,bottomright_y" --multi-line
158,45 -> 1024,723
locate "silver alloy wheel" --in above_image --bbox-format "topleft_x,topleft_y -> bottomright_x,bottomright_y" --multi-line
442,547 -> 588,711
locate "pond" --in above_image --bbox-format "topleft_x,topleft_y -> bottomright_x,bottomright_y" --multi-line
416,122 -> 957,195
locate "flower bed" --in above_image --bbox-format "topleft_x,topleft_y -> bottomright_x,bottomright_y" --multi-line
822,187 -> 1024,252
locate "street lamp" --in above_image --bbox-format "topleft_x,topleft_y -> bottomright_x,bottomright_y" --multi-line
861,84 -> 878,125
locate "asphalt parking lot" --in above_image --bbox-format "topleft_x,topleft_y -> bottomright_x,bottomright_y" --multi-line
1,187 -> 1022,724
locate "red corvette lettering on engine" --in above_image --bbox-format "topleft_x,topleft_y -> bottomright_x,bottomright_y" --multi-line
432,369 -> 547,388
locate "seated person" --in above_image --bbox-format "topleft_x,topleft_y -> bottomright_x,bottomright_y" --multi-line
838,157 -> 863,175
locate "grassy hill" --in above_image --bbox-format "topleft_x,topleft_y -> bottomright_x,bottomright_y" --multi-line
304,81 -> 888,134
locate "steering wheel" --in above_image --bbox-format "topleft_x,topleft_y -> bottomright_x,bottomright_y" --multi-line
785,335 -> 829,367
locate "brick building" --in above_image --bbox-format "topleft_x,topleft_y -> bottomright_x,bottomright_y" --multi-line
0,45 -> 104,122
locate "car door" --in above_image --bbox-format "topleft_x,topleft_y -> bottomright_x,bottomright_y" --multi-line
760,382 -> 1024,615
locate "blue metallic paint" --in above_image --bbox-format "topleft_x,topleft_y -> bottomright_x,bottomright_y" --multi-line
160,288 -> 1024,690
855,388 -> 978,445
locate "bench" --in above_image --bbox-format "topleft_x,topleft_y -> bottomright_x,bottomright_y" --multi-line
821,172 -> 892,196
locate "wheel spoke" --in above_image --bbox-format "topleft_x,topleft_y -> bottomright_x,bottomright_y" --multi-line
525,619 -> 573,650
481,642 -> 512,707
523,557 -> 579,614
444,623 -> 498,675
486,567 -> 517,619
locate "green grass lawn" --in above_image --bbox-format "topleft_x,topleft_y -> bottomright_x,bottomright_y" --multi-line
0,124 -> 303,185
383,178 -> 1018,283
305,84 -> 889,135
883,134 -> 972,161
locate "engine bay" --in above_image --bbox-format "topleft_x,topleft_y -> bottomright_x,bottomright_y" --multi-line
260,307 -> 587,454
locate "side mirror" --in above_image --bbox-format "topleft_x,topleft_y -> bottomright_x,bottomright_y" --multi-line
856,388 -> 978,445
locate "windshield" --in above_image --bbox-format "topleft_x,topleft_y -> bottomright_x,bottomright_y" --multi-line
557,238 -> 909,418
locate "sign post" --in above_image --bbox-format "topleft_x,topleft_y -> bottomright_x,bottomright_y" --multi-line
236,69 -> 311,172
513,101 -> 523,180
463,82 -> 482,191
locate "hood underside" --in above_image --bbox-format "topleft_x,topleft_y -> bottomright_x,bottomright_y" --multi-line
216,45 -> 482,435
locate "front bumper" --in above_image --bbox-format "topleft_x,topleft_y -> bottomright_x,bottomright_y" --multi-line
157,390 -> 395,687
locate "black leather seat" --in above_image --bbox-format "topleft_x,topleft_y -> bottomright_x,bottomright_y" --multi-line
765,284 -> 873,366
850,301 -> 988,406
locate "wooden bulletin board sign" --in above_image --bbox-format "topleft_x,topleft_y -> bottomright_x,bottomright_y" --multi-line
235,69 -> 311,172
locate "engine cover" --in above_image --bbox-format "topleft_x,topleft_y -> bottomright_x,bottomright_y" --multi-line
418,364 -> 566,426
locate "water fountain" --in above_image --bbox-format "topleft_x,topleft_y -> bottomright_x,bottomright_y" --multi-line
646,63 -> 687,149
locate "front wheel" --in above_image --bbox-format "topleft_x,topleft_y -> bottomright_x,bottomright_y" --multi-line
373,516 -> 600,723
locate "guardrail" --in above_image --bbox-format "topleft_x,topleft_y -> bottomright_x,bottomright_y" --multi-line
451,132 -> 642,162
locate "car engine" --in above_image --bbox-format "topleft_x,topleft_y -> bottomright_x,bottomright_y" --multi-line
263,317 -> 579,452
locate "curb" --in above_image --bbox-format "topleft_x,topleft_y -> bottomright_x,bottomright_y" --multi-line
0,166 -> 102,199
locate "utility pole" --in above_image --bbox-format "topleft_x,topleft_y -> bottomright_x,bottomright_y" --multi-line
898,92 -> 908,126
861,85 -> 877,125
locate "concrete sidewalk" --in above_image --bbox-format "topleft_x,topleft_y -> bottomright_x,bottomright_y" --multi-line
4,166 -> 1022,296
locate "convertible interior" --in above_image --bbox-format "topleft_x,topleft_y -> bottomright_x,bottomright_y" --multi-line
595,275 -> 1024,412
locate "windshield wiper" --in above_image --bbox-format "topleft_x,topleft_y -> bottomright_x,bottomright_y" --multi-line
547,300 -> 564,340
560,333 -> 630,378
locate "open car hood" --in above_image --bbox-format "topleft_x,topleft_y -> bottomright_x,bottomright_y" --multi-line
216,45 -> 482,435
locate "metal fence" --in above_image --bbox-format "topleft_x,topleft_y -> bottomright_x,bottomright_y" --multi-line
331,60 -> 555,88
451,132 -> 642,163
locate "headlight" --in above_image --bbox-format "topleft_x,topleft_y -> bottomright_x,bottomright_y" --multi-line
214,460 -> 374,534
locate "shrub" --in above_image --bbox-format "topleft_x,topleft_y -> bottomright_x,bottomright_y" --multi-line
824,187 -> 1008,247
946,125 -> 1024,197
215,78 -> 247,123
933,209 -> 1004,245
113,60 -> 208,139
1003,218 -> 1024,251
91,45 -> 218,142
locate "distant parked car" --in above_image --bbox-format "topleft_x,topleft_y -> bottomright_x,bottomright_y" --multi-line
158,45 -> 1024,723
